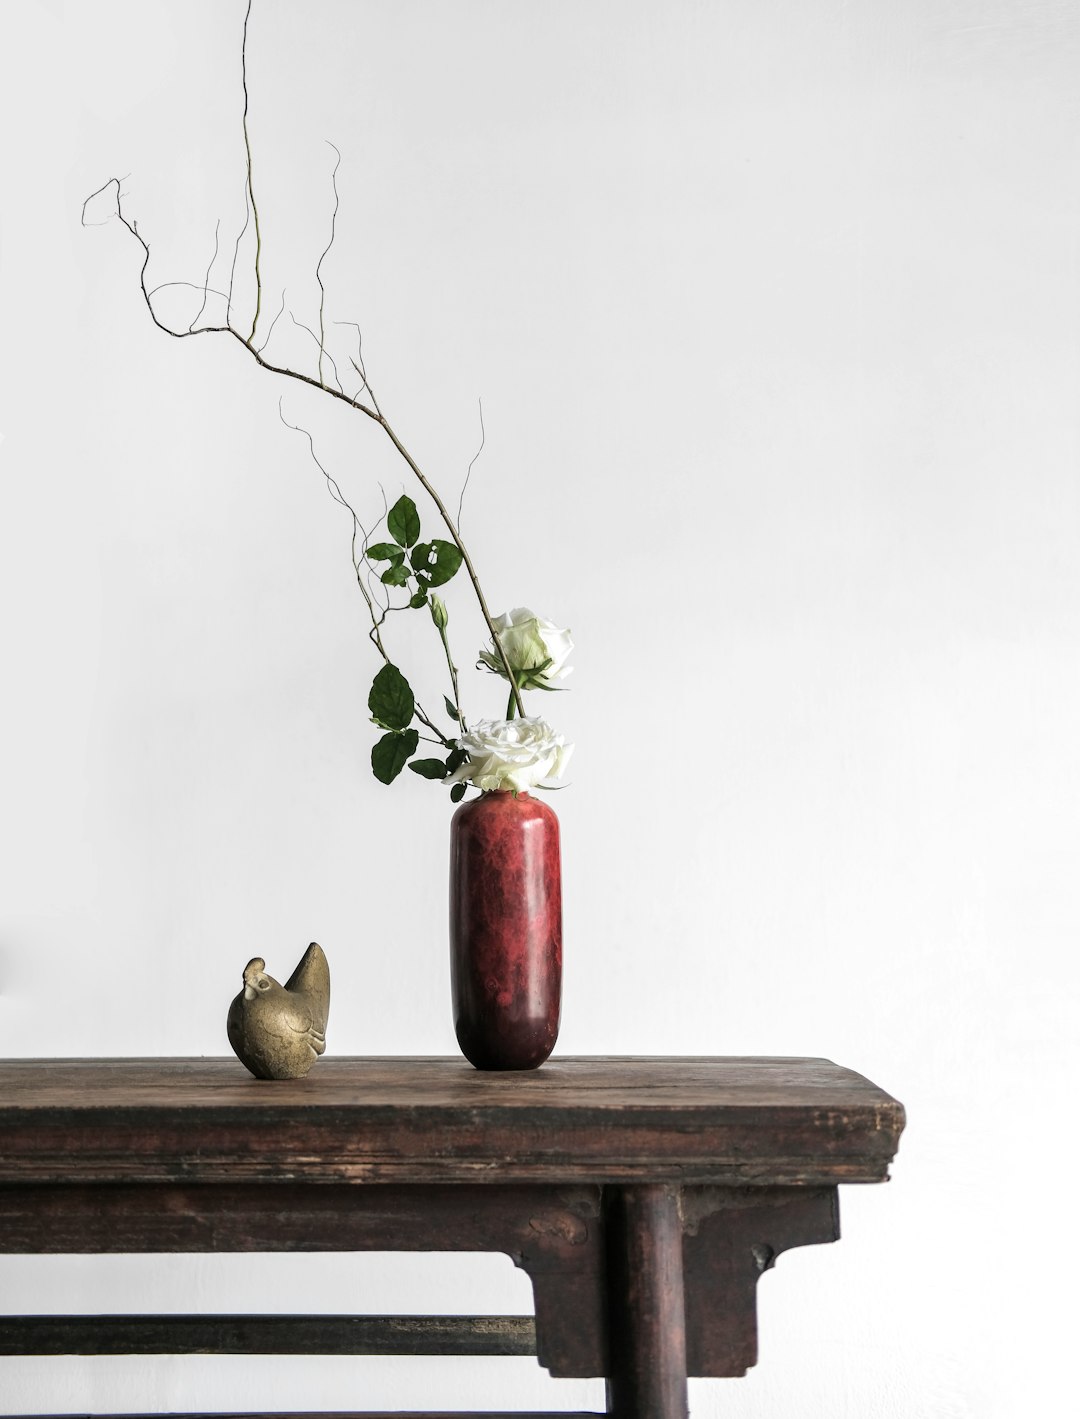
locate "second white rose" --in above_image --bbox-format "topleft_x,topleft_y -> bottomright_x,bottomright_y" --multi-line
479,607 -> 574,690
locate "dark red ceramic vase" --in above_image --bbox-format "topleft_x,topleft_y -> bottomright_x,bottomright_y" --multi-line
449,789 -> 562,1071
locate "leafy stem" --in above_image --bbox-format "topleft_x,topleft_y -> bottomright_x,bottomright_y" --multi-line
376,421 -> 524,717
277,409 -> 454,753
437,622 -> 465,733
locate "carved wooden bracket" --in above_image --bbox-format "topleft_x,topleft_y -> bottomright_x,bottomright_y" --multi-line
519,1183 -> 838,1379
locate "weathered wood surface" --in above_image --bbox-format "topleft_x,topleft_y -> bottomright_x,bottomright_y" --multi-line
0,1057 -> 904,1401
0,1314 -> 536,1357
0,1056 -> 905,1185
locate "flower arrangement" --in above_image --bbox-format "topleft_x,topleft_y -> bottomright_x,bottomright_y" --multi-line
363,494 -> 574,801
81,3 -> 573,816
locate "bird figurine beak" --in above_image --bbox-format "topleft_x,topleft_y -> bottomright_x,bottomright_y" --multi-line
242,957 -> 272,1001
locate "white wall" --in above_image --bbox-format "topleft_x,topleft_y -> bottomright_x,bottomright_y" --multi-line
0,0 -> 1076,1413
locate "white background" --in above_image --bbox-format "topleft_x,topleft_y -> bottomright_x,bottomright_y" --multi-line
1,0 -> 1076,1413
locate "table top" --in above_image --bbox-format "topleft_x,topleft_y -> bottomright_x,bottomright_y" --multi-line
0,1056 -> 904,1187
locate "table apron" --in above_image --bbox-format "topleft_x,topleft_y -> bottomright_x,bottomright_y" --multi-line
0,1181 -> 838,1380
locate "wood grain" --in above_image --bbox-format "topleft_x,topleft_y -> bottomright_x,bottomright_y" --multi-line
604,1185 -> 688,1418
0,1314 -> 536,1357
0,1056 -> 905,1404
0,1056 -> 905,1186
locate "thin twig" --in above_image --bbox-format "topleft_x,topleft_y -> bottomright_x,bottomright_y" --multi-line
241,0 -> 262,343
350,357 -> 381,417
189,219 -> 221,332
290,313 -> 344,393
84,181 -> 232,344
256,288 -> 287,355
226,170 -> 252,326
315,142 -> 342,388
80,173 -> 131,224
147,278 -> 231,306
337,321 -> 379,409
458,396 -> 485,530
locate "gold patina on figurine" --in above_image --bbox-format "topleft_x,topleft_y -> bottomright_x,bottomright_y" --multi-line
227,942 -> 330,1080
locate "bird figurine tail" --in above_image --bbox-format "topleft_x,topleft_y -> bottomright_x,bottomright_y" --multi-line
227,942 -> 331,1080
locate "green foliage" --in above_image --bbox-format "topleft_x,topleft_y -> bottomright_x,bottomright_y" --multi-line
368,663 -> 414,731
409,758 -> 449,780
388,494 -> 421,549
405,539 -> 462,588
450,782 -> 467,803
425,539 -> 464,587
371,728 -> 419,784
445,746 -> 469,774
365,542 -> 403,563
363,508 -> 470,801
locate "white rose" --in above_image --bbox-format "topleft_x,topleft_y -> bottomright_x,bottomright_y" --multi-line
478,607 -> 574,691
448,717 -> 574,794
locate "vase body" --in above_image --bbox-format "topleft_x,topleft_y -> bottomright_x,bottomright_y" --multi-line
449,790 -> 562,1070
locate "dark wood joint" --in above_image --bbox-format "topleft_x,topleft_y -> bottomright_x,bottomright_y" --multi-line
681,1184 -> 840,1376
512,1186 -> 607,1379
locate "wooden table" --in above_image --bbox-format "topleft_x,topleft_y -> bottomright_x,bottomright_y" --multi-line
0,1056 -> 904,1419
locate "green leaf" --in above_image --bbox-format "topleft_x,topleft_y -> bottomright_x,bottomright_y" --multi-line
444,696 -> 459,721
371,728 -> 419,784
450,782 -> 467,803
409,541 -> 432,572
368,663 -> 415,731
425,539 -> 464,587
365,542 -> 403,562
409,758 -> 449,780
380,564 -> 410,586
388,494 -> 421,548
409,590 -> 428,610
445,746 -> 469,773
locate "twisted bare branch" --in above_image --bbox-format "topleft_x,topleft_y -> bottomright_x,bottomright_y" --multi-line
83,0 -> 526,717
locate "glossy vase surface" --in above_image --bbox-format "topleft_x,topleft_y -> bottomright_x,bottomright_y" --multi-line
449,790 -> 561,1070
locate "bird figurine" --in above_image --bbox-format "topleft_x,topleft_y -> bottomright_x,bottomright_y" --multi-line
227,942 -> 331,1080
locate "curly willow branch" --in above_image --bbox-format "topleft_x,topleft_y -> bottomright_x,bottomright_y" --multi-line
82,1 -> 525,717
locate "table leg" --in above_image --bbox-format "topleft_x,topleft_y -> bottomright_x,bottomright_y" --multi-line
603,1183 -> 689,1419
